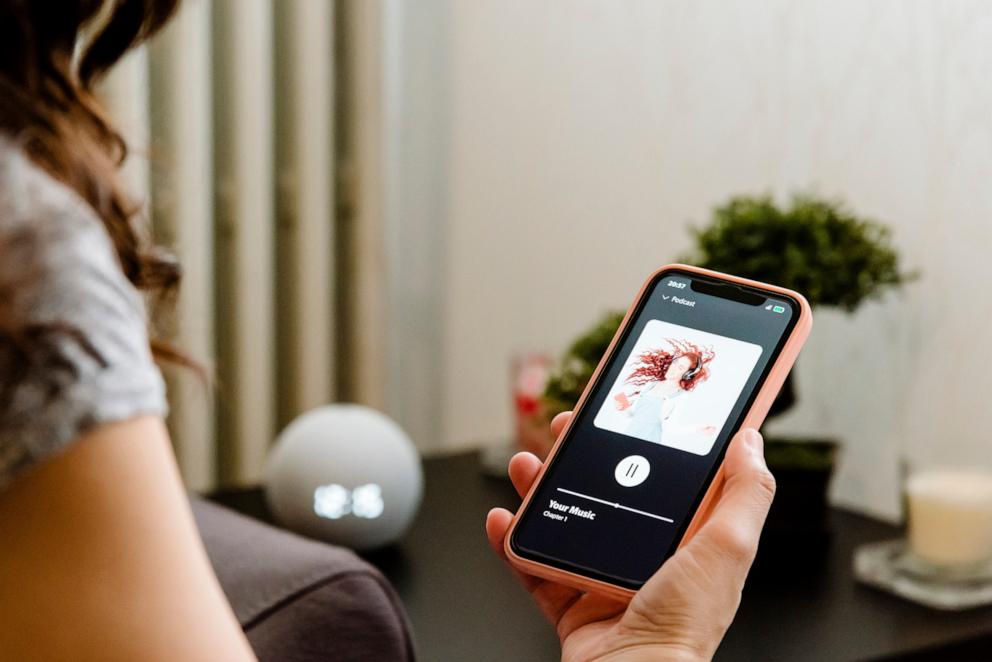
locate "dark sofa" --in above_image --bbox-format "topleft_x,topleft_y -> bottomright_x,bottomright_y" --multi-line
191,497 -> 416,661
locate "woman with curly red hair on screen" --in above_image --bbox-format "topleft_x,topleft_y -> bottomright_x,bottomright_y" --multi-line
614,339 -> 718,444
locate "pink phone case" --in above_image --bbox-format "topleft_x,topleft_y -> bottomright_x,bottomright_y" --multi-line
504,264 -> 813,602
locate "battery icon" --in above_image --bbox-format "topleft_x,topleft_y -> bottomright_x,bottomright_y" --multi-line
772,305 -> 785,314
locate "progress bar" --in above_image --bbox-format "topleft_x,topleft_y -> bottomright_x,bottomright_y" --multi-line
557,488 -> 674,523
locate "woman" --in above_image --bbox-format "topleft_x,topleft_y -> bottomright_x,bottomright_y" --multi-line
0,2 -> 776,660
618,340 -> 717,444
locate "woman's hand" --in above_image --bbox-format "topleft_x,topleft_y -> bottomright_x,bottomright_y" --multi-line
485,412 -> 775,662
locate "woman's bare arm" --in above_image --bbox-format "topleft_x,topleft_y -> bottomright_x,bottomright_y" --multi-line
0,416 -> 255,662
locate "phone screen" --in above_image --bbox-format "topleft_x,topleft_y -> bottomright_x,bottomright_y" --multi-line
510,268 -> 800,589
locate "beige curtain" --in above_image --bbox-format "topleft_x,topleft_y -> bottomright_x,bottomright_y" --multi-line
99,0 -> 338,491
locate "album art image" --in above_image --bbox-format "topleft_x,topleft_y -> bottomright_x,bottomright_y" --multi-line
594,320 -> 763,455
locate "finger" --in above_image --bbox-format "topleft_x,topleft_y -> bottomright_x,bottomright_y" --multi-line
555,592 -> 626,640
486,508 -> 542,592
485,509 -> 528,563
491,410 -> 592,632
485,507 -> 585,627
529,582 -> 586,632
508,452 -> 543,499
505,411 -> 572,499
687,428 -> 775,572
550,410 -> 573,438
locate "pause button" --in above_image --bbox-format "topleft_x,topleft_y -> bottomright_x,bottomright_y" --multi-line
614,455 -> 650,487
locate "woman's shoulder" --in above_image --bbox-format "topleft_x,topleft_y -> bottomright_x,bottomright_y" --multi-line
0,137 -> 167,490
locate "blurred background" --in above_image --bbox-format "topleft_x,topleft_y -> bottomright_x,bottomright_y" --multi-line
94,0 -> 992,658
104,0 -> 990,523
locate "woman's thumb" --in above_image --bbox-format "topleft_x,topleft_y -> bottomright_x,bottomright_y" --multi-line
688,428 -> 776,570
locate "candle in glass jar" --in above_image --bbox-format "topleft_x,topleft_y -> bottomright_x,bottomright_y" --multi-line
906,470 -> 992,567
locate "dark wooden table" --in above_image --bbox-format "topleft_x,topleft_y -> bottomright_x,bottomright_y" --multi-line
211,452 -> 992,662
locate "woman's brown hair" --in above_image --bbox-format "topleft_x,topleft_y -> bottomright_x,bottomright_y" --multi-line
0,0 -> 185,362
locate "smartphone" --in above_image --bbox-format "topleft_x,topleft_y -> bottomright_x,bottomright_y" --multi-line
505,264 -> 812,601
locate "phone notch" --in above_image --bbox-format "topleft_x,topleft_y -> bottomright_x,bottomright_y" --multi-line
688,278 -> 766,306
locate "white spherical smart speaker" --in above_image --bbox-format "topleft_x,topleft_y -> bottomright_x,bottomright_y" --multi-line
265,404 -> 423,551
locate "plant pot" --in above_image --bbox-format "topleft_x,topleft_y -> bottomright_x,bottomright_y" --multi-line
754,437 -> 839,571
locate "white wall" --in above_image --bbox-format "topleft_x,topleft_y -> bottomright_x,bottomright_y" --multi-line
388,0 -> 992,520
385,0 -> 452,456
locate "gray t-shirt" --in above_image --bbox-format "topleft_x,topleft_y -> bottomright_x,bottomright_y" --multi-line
0,139 -> 167,488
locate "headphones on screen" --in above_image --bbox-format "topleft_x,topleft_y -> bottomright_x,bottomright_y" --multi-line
680,356 -> 704,382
